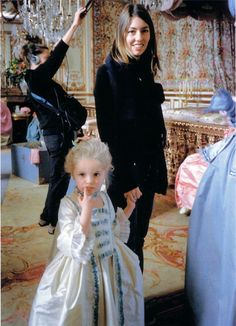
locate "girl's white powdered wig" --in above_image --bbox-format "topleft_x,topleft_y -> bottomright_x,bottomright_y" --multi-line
65,138 -> 113,175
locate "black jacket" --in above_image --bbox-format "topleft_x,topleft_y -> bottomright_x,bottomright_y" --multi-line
25,40 -> 69,132
94,54 -> 168,194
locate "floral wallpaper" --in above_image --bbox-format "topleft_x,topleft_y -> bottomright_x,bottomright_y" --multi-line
93,1 -> 235,94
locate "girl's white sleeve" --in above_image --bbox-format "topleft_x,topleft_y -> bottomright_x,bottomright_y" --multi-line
56,197 -> 94,264
113,207 -> 130,243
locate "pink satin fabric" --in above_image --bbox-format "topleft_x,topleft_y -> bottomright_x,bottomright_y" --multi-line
20,106 -> 31,115
224,127 -> 236,137
175,153 -> 208,210
30,148 -> 40,164
1,101 -> 12,135
175,128 -> 236,210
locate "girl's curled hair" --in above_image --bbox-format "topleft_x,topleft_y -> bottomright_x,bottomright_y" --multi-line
65,138 -> 113,175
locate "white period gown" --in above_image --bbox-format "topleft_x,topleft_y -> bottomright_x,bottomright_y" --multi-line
28,190 -> 144,326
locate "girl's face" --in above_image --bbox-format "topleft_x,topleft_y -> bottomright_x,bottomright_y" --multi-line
72,158 -> 106,196
125,16 -> 150,58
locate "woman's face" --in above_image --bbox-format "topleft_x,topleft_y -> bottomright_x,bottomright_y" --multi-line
125,16 -> 150,57
38,49 -> 50,65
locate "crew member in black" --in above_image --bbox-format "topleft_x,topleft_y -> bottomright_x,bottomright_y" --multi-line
21,6 -> 87,234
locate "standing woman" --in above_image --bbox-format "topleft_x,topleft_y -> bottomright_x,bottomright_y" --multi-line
21,7 -> 87,234
94,4 -> 168,271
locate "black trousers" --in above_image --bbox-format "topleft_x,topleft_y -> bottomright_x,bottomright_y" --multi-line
41,132 -> 73,226
108,181 -> 155,272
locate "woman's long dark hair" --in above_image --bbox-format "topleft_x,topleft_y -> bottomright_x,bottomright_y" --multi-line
111,4 -> 160,75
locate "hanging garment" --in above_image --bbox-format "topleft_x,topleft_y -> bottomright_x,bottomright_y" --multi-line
186,134 -> 236,326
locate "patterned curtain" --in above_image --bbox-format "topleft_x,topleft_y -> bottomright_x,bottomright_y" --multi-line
153,13 -> 235,93
211,18 -> 235,93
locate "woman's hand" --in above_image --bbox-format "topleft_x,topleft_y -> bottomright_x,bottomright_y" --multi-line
124,187 -> 142,203
62,7 -> 86,45
73,134 -> 91,145
123,191 -> 141,219
126,196 -> 136,210
72,7 -> 87,28
20,107 -> 31,115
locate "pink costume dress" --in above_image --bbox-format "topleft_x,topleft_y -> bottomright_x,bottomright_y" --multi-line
1,101 -> 12,145
175,153 -> 208,210
175,128 -> 235,211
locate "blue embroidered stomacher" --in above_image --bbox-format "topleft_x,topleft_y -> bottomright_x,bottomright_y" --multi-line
91,207 -> 114,259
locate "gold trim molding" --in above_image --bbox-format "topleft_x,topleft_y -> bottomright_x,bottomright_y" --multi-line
164,119 -> 227,185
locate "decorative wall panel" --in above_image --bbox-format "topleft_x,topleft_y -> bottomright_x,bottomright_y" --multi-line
93,1 -> 235,94
93,0 -> 123,72
164,119 -> 227,185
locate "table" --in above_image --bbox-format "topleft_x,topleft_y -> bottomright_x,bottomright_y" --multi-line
11,113 -> 30,143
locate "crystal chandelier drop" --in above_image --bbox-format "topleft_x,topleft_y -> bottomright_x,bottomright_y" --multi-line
137,0 -> 163,12
16,0 -> 81,44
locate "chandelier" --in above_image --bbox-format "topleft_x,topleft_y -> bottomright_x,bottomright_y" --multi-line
137,0 -> 163,12
15,0 -> 163,44
16,0 -> 81,44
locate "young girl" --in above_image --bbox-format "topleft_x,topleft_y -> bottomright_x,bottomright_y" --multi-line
28,138 -> 144,326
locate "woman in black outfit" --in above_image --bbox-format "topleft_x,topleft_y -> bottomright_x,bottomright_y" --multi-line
94,4 -> 168,271
22,7 -> 87,234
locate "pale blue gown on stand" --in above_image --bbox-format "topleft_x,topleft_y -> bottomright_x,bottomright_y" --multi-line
186,133 -> 236,326
28,191 -> 144,326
